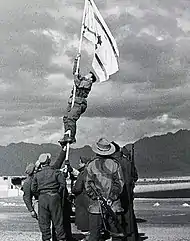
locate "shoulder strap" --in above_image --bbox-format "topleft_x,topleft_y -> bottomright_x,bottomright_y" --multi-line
108,155 -> 121,166
86,157 -> 99,167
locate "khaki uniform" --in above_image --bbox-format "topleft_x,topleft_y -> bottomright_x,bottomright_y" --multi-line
112,148 -> 139,241
63,59 -> 94,143
85,156 -> 124,241
22,176 -> 38,212
31,166 -> 66,241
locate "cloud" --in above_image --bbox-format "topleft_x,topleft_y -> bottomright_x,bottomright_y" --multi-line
0,114 -> 188,148
156,114 -> 182,126
0,0 -> 190,146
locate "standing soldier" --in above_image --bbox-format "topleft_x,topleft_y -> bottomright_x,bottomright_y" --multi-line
59,54 -> 97,145
22,163 -> 38,219
121,145 -> 138,241
72,156 -> 90,233
85,138 -> 124,241
22,146 -> 68,219
31,153 -> 66,241
111,142 -> 139,241
22,145 -> 75,241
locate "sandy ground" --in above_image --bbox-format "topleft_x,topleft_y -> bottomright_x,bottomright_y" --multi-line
0,231 -> 40,241
0,197 -> 190,241
139,227 -> 190,241
0,227 -> 190,241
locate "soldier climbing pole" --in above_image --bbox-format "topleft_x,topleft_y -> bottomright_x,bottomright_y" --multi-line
60,0 -> 87,161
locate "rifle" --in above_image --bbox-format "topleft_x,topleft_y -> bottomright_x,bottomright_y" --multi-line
128,144 -> 139,239
89,183 -> 125,238
131,143 -> 138,196
131,144 -> 134,165
131,143 -> 135,190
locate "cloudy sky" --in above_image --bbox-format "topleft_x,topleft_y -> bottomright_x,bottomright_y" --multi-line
0,0 -> 190,147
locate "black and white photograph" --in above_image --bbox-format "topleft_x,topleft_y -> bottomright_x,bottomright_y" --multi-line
0,0 -> 190,241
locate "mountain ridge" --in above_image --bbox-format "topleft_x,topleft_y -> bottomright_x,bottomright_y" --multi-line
0,129 -> 190,177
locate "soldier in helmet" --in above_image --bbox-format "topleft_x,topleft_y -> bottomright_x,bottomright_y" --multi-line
59,54 -> 97,145
31,153 -> 66,241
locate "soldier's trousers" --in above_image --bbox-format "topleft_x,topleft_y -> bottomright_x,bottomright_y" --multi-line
52,197 -> 73,241
38,193 -> 66,241
63,101 -> 87,140
88,213 -> 123,241
123,207 -> 139,241
120,186 -> 139,241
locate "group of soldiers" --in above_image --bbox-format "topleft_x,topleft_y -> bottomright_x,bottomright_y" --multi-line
22,55 -> 139,241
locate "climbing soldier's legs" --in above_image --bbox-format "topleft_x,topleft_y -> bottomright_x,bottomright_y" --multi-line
60,101 -> 87,144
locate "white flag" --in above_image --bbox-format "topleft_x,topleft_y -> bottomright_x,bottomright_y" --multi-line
83,0 -> 119,82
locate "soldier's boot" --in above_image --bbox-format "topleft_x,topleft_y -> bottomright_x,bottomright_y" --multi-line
60,116 -> 72,144
70,136 -> 76,144
58,135 -> 76,146
58,130 -> 76,146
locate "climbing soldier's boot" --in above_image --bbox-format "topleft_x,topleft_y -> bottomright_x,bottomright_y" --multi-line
58,130 -> 76,146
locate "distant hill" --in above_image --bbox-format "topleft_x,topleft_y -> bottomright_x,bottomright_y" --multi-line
0,142 -> 94,176
0,129 -> 190,177
130,129 -> 190,178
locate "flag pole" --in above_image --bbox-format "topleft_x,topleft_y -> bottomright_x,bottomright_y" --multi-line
65,0 -> 86,164
71,0 -> 87,108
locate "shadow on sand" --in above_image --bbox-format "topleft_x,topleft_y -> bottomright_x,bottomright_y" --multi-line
138,218 -> 148,241
136,218 -> 147,223
72,218 -> 149,241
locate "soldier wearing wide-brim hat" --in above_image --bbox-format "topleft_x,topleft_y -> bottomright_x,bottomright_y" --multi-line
91,137 -> 116,156
85,137 -> 124,241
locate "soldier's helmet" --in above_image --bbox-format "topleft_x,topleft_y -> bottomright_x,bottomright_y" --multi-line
37,153 -> 51,164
